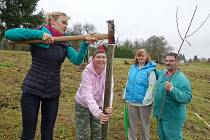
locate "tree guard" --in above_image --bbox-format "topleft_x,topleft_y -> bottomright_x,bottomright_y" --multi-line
102,20 -> 115,140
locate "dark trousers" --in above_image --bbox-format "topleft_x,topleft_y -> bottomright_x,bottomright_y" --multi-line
21,92 -> 59,140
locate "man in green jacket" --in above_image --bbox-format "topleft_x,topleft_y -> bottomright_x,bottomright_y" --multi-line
153,53 -> 192,140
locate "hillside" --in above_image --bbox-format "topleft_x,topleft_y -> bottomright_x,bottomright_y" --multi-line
0,50 -> 210,139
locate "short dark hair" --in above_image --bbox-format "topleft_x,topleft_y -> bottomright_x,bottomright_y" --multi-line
165,52 -> 179,60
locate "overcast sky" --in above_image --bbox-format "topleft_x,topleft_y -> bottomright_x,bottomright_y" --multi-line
36,0 -> 210,59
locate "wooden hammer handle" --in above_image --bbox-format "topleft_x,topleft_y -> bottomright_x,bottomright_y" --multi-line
9,34 -> 108,44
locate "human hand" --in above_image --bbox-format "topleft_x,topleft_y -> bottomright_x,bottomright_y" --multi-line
84,35 -> 97,44
165,81 -> 173,92
42,33 -> 54,44
99,112 -> 109,124
105,107 -> 113,117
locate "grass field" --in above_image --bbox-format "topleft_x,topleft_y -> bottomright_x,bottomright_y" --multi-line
0,50 -> 210,140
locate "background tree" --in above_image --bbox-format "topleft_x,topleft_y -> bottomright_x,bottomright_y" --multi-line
66,22 -> 97,47
179,54 -> 186,62
114,46 -> 134,58
123,39 -> 133,48
133,39 -> 144,50
114,36 -> 173,61
65,23 -> 84,50
114,39 -> 134,58
67,23 -> 83,35
83,23 -> 96,34
67,22 -> 97,60
0,0 -> 44,38
144,35 -> 173,63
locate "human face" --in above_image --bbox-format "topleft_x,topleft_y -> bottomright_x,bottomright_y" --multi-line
93,53 -> 107,70
164,56 -> 178,72
136,53 -> 147,65
51,16 -> 68,34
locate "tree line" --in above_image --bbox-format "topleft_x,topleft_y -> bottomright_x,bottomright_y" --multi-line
115,36 -> 175,63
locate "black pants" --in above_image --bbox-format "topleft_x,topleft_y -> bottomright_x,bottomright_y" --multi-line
21,92 -> 59,140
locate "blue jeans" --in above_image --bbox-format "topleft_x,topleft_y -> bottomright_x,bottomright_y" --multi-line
21,92 -> 59,140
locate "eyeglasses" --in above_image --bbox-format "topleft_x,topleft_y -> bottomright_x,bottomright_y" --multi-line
164,60 -> 176,63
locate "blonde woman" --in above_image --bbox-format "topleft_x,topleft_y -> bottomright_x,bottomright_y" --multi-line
5,11 -> 96,140
123,49 -> 157,140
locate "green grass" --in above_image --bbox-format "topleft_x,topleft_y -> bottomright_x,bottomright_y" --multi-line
0,50 -> 210,140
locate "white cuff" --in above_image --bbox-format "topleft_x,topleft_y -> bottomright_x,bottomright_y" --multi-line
170,86 -> 173,92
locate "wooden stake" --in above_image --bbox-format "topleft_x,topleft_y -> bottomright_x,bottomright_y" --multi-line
102,20 -> 115,140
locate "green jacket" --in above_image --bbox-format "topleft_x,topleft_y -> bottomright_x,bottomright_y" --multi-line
153,70 -> 192,122
5,26 -> 88,65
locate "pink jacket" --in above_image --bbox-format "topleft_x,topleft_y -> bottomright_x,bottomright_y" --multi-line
75,61 -> 114,117
75,60 -> 114,118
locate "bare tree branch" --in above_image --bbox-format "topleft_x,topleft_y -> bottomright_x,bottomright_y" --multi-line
177,5 -> 198,54
186,13 -> 210,37
183,5 -> 197,38
176,6 -> 192,47
176,6 -> 184,41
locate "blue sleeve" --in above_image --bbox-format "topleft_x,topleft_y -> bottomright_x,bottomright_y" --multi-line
5,27 -> 50,48
67,41 -> 89,65
5,28 -> 45,41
